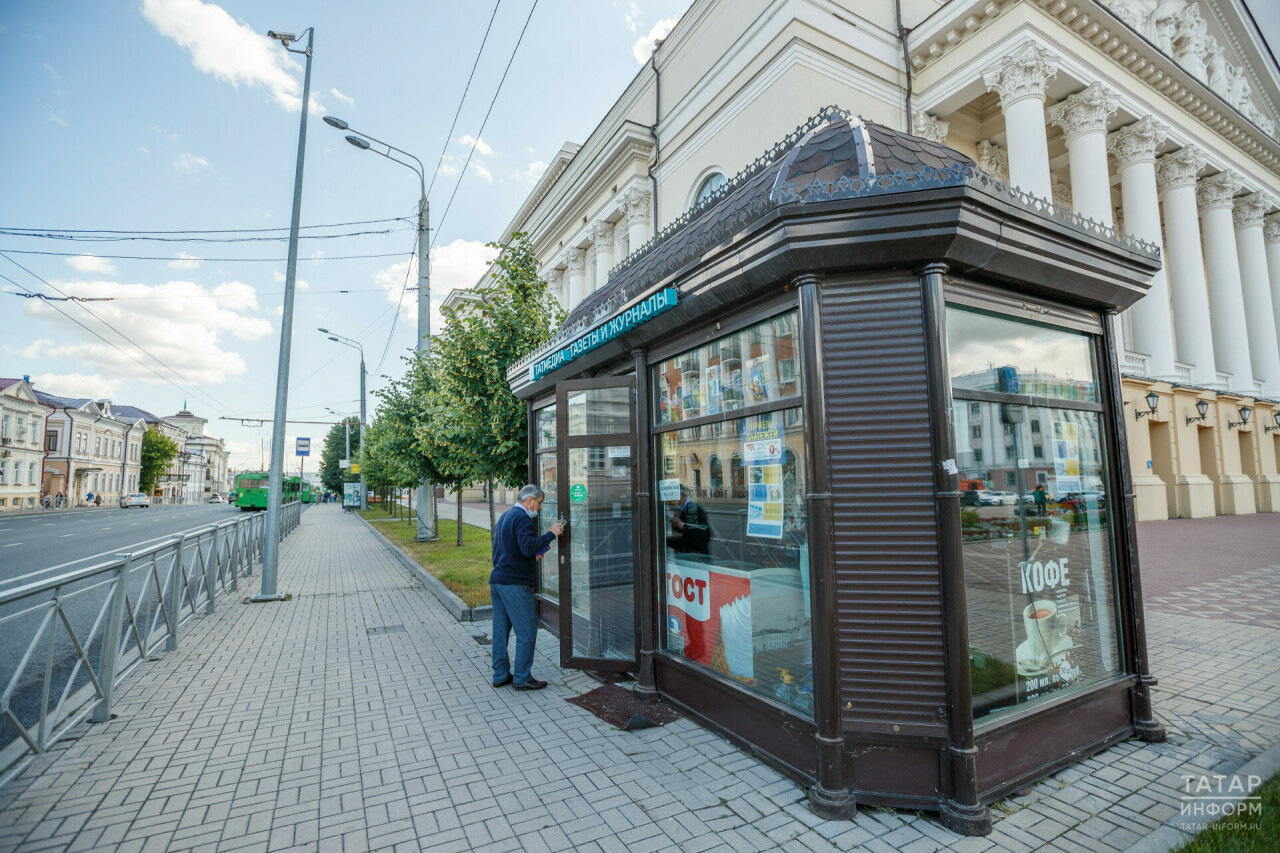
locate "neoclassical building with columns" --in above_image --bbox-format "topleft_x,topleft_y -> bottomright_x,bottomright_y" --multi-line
454,0 -> 1279,521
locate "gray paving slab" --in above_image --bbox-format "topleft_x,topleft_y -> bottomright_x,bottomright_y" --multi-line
1,505 -> 1278,853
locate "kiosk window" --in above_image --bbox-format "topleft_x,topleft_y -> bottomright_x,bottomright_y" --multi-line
655,312 -> 799,425
535,404 -> 559,599
947,306 -> 1122,721
656,408 -> 813,716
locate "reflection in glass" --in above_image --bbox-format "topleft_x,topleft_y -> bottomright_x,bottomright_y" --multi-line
654,408 -> 813,716
536,406 -> 557,450
655,312 -> 800,425
947,307 -> 1098,402
567,388 -> 631,435
566,446 -> 634,660
537,450 -> 559,600
957,400 -> 1121,719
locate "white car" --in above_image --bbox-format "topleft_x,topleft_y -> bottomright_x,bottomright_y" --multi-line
207,495 -> 223,504
121,493 -> 151,509
979,490 -> 1019,506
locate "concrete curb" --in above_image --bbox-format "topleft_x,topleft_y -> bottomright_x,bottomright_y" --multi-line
354,512 -> 492,623
1122,739 -> 1280,853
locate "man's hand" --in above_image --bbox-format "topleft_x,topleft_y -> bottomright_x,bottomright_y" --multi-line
671,516 -> 684,530
535,553 -> 543,561
550,521 -> 565,536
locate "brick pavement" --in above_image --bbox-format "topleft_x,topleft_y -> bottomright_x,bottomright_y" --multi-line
0,505 -> 1277,853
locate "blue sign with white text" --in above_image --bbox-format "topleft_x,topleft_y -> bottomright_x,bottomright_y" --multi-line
529,288 -> 678,381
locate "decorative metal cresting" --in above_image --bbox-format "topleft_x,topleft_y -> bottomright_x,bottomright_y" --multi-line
0,500 -> 306,788
512,105 -> 1162,384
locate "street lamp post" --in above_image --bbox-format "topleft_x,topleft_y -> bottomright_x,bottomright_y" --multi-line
319,330 -> 367,510
322,116 -> 437,542
255,26 -> 314,603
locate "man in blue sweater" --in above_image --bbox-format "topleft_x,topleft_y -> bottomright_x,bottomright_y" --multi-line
490,484 -> 565,690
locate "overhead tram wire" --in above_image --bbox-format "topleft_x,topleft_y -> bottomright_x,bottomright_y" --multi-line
0,248 -> 410,263
0,269 -> 238,418
430,0 -> 540,251
0,226 -> 411,244
0,216 -> 411,235
425,0 -> 503,199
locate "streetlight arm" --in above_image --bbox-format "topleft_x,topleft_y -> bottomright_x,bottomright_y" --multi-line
343,126 -> 426,199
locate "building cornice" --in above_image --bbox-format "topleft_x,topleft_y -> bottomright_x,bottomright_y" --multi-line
909,0 -> 1280,176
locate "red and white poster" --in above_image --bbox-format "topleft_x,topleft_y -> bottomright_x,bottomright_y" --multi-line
665,561 -> 752,680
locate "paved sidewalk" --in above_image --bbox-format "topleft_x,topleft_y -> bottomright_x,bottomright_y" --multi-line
0,506 -> 1277,853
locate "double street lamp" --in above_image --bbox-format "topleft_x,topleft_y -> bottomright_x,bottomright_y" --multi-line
322,115 -> 438,542
256,25 -> 314,603
319,329 -> 367,510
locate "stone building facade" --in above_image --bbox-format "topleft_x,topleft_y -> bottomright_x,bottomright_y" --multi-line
458,0 -> 1280,520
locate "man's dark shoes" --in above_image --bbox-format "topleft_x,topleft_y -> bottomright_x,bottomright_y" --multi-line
492,675 -> 513,688
513,678 -> 548,691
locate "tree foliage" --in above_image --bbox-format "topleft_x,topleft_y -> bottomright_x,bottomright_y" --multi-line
319,418 -> 361,494
139,428 -> 180,495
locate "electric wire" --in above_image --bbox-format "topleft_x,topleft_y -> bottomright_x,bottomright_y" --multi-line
431,0 -> 540,250
0,226 -> 412,244
0,266 -> 239,418
0,248 -> 411,263
0,216 -> 411,235
425,0 -> 503,199
371,240 -> 418,378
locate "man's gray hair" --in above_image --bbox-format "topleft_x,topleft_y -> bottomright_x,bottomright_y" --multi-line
517,484 -> 544,502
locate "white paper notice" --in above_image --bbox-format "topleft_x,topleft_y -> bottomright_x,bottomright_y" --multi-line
941,458 -> 959,475
658,478 -> 682,501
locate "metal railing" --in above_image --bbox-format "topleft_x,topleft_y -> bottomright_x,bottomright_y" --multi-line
0,499 -> 305,788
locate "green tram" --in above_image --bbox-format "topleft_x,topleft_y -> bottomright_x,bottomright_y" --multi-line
233,472 -> 304,510
289,476 -> 316,504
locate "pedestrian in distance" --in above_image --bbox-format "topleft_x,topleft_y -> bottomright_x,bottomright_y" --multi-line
489,484 -> 564,690
1033,483 -> 1049,518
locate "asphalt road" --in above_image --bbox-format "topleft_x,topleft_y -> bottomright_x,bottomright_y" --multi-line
0,501 -> 257,755
0,503 -> 244,586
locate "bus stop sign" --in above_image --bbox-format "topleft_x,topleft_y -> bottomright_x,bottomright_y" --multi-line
296,437 -> 310,457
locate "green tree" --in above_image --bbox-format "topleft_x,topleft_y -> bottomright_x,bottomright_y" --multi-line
139,428 -> 180,495
319,417 -> 361,495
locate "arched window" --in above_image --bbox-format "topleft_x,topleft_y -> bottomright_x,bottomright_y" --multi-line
709,455 -> 724,497
695,172 -> 727,206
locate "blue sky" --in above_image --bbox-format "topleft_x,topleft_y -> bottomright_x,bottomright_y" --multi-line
0,0 -> 690,469
2,1 -> 1276,471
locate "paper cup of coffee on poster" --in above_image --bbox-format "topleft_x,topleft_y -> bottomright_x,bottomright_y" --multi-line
1021,599 -> 1057,670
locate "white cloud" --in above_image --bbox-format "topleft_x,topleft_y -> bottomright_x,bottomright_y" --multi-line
371,238 -> 495,333
330,87 -> 354,107
140,0 -> 324,113
66,254 -> 118,276
272,269 -> 308,289
625,1 -> 640,33
520,160 -> 547,184
472,162 -> 494,184
168,252 -> 201,270
43,62 -> 58,78
438,161 -> 459,177
20,279 -> 273,385
46,106 -> 68,126
173,152 -> 209,173
139,146 -> 150,155
457,134 -> 495,158
31,373 -> 123,399
5,338 -> 54,359
632,17 -> 677,63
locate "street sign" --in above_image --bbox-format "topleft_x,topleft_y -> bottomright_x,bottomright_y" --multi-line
350,463 -> 361,474
296,437 -> 310,457
339,459 -> 350,469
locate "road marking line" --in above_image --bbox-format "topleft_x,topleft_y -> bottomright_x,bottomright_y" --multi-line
101,527 -> 112,530
3,543 -> 21,548
60,534 -> 74,538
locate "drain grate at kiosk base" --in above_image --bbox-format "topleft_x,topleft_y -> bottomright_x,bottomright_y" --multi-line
567,683 -> 684,731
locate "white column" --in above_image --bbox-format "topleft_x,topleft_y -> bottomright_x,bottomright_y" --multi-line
983,42 -> 1059,200
1197,170 -> 1254,391
1156,146 -> 1218,385
591,220 -> 615,291
1266,214 -> 1280,341
1048,83 -> 1119,224
624,186 -> 652,257
1109,118 -> 1178,380
566,247 -> 587,309
1233,193 -> 1280,392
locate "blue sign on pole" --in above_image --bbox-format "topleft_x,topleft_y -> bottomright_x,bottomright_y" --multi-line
529,287 -> 678,381
296,437 -> 310,457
